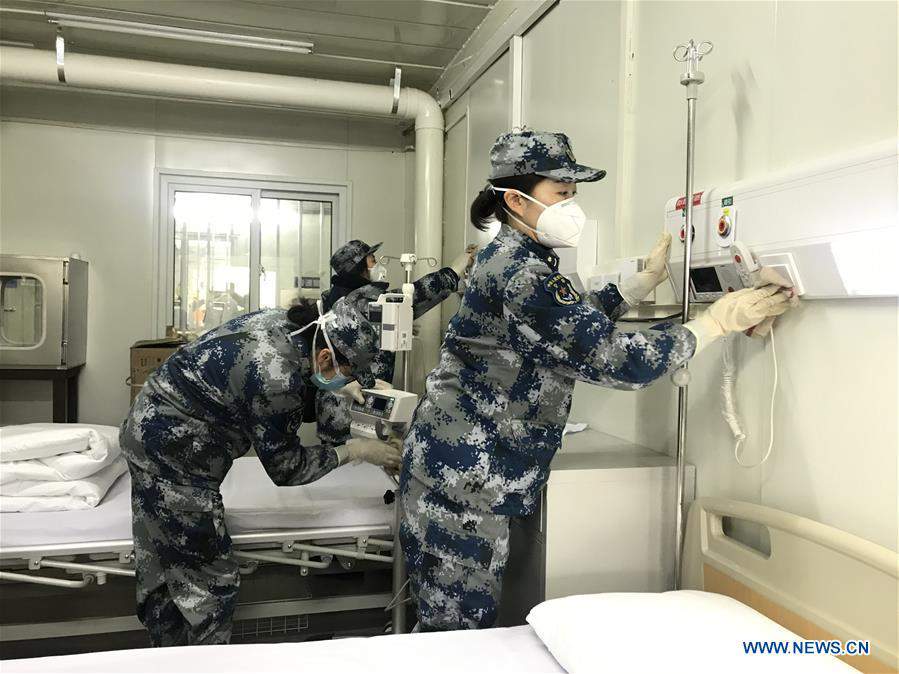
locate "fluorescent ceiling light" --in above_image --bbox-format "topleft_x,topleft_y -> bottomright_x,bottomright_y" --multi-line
47,13 -> 313,55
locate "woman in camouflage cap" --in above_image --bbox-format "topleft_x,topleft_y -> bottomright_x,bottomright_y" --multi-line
398,130 -> 796,632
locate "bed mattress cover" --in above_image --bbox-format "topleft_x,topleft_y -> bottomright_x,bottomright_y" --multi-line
3,625 -> 564,673
0,458 -> 395,549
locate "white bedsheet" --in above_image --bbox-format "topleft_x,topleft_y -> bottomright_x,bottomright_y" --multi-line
3,625 -> 563,674
0,458 -> 128,512
221,457 -> 395,531
0,424 -> 120,463
0,457 -> 395,548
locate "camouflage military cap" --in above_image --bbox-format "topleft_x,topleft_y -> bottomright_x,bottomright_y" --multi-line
488,130 -> 606,183
330,240 -> 382,276
326,296 -> 378,387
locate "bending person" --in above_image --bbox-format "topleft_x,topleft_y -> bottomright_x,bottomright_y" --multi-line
316,239 -> 476,448
399,130 -> 797,632
120,298 -> 400,647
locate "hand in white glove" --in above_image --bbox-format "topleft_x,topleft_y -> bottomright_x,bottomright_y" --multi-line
335,378 -> 392,404
450,244 -> 478,279
746,267 -> 800,338
686,284 -> 794,354
335,380 -> 365,404
617,232 -> 671,306
340,437 -> 402,471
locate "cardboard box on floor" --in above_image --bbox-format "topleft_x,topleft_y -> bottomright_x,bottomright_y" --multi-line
129,337 -> 186,402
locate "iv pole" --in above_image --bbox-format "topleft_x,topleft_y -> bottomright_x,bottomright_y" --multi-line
672,39 -> 712,590
393,253 -> 415,633
376,251 -> 434,633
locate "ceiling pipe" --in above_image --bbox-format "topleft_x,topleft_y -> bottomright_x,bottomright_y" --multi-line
0,46 -> 445,371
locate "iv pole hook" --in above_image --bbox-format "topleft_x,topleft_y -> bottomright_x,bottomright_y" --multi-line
673,40 -> 713,93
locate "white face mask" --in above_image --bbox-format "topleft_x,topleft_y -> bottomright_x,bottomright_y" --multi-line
370,262 -> 388,282
492,187 -> 587,248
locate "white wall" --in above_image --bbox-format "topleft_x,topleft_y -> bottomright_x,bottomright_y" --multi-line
522,0 -> 621,264
0,88 -> 412,427
440,51 -> 511,329
555,0 -> 897,551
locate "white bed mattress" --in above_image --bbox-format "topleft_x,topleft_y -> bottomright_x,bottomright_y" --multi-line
3,625 -> 564,674
0,458 -> 395,549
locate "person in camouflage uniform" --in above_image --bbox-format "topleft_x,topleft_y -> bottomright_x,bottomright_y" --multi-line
399,129 -> 797,631
315,239 -> 477,449
120,298 -> 400,646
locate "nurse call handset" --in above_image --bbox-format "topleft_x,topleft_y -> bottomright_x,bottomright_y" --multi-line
730,241 -> 760,288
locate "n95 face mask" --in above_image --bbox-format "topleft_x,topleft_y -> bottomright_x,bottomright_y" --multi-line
370,262 -> 389,282
492,187 -> 587,248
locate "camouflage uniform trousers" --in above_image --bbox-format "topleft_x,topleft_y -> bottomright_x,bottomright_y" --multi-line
129,465 -> 240,646
399,473 -> 510,631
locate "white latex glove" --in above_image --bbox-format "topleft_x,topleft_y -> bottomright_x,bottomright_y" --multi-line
338,437 -> 402,471
686,284 -> 793,355
335,378 -> 392,403
617,232 -> 671,306
450,244 -> 478,279
335,380 -> 365,404
746,267 -> 800,338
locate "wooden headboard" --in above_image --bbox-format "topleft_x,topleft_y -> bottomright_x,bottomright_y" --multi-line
682,498 -> 898,674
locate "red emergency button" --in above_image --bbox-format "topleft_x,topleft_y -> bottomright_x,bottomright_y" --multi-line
734,254 -> 742,264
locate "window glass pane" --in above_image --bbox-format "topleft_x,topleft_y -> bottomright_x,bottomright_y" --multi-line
173,192 -> 252,333
259,198 -> 332,310
0,275 -> 44,347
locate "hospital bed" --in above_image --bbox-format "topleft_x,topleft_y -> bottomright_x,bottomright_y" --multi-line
0,457 -> 401,653
3,497 -> 896,673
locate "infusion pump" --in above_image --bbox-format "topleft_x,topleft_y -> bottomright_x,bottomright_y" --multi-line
368,290 -> 414,352
349,388 -> 418,441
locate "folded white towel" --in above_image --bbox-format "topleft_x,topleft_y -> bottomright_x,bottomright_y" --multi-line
0,423 -> 120,462
0,423 -> 123,483
0,458 -> 128,512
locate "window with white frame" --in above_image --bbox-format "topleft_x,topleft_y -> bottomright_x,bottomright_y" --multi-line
157,173 -> 348,335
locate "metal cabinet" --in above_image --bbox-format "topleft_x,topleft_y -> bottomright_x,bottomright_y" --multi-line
0,256 -> 88,368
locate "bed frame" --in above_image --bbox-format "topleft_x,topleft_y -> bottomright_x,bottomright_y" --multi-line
683,498 -> 898,674
4,491 -> 895,672
0,521 -> 404,643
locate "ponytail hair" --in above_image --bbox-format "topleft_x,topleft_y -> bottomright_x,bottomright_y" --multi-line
469,174 -> 546,231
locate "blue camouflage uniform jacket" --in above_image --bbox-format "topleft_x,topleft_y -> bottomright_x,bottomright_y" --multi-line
315,268 -> 460,448
401,224 -> 697,519
121,309 -> 336,489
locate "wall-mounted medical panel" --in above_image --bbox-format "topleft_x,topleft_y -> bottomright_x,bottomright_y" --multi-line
0,256 -> 88,368
665,140 -> 898,301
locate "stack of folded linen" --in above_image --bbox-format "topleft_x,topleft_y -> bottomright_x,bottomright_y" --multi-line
0,424 -> 128,512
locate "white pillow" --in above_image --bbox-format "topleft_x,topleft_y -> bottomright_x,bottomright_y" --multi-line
526,591 -> 857,674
